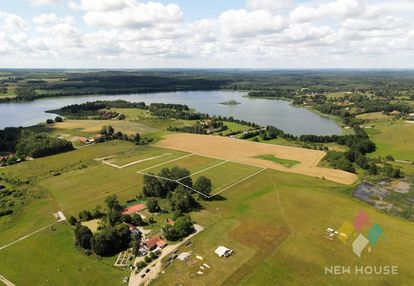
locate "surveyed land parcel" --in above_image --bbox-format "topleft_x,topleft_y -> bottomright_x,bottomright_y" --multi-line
1,139 -> 414,286
155,133 -> 357,185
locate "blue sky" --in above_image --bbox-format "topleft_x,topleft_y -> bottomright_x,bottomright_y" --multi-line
0,0 -> 413,68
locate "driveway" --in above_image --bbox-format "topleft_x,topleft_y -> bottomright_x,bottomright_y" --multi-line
128,224 -> 204,286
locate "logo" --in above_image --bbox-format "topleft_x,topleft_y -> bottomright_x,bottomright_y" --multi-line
337,210 -> 384,257
324,210 -> 399,278
325,210 -> 384,257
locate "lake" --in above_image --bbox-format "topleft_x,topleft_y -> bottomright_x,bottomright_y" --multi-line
0,91 -> 342,136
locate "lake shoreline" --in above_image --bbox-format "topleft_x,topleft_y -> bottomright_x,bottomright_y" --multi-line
0,90 -> 343,136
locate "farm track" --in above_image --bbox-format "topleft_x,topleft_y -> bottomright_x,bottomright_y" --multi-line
220,227 -> 291,286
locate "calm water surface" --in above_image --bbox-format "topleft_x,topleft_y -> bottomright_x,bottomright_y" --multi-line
0,91 -> 341,136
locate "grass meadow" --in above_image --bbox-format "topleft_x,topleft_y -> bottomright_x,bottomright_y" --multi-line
365,120 -> 414,161
151,169 -> 414,286
1,140 -> 414,286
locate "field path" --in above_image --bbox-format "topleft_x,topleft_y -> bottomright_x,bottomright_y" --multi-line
0,275 -> 15,286
155,134 -> 357,185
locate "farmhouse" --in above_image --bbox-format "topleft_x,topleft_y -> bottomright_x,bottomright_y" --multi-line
145,236 -> 166,250
407,113 -> 414,121
78,137 -> 93,144
156,239 -> 168,249
215,246 -> 233,257
122,203 -> 147,215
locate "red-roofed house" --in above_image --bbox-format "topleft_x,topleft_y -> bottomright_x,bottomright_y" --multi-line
122,203 -> 147,215
156,239 -> 168,249
145,236 -> 161,250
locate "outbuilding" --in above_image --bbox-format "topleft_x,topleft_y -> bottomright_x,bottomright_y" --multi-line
177,252 -> 192,261
215,246 -> 233,257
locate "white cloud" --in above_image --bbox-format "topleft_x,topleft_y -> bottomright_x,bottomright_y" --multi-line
2,0 -> 414,68
0,11 -> 28,30
290,0 -> 361,23
218,9 -> 286,37
30,0 -> 63,6
246,0 -> 291,11
83,1 -> 183,28
77,0 -> 126,12
33,13 -> 73,25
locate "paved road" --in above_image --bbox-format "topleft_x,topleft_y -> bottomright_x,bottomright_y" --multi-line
128,224 -> 204,286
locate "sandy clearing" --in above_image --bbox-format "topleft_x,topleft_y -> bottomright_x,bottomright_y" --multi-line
155,134 -> 357,185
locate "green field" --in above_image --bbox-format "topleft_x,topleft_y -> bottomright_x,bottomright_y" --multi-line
365,120 -> 414,161
1,139 -> 414,286
142,154 -> 223,175
219,121 -> 252,136
151,169 -> 414,286
191,161 -> 262,194
254,154 -> 299,168
0,223 -> 127,286
108,146 -> 185,166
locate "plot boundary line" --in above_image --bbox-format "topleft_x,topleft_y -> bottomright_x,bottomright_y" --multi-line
176,160 -> 229,181
138,166 -> 266,199
137,154 -> 194,172
190,152 -> 265,169
100,153 -> 171,169
210,168 -> 266,197
0,275 -> 15,286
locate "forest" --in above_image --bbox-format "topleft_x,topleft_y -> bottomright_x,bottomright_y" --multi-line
2,69 -> 414,101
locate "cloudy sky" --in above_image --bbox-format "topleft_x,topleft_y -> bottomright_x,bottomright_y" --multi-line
0,0 -> 414,68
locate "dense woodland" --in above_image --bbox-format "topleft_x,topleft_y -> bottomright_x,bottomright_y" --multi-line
2,70 -> 414,102
0,128 -> 74,160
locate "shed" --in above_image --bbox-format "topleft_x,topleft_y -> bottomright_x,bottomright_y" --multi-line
177,252 -> 192,261
215,246 -> 233,257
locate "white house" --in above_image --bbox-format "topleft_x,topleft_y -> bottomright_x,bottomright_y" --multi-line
215,246 -> 233,257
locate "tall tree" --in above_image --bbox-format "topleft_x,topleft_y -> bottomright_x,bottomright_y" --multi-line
194,176 -> 212,199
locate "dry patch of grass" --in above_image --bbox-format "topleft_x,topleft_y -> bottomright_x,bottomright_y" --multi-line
81,219 -> 102,233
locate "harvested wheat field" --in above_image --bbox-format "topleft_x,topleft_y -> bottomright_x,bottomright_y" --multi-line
53,120 -> 157,135
156,133 -> 357,185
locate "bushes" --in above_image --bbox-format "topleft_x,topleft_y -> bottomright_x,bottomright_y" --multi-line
78,210 -> 92,222
325,151 -> 355,173
55,116 -> 63,122
90,224 -> 131,256
0,209 -> 13,217
16,130 -> 74,158
162,215 -> 194,241
75,225 -> 93,249
147,198 -> 161,213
